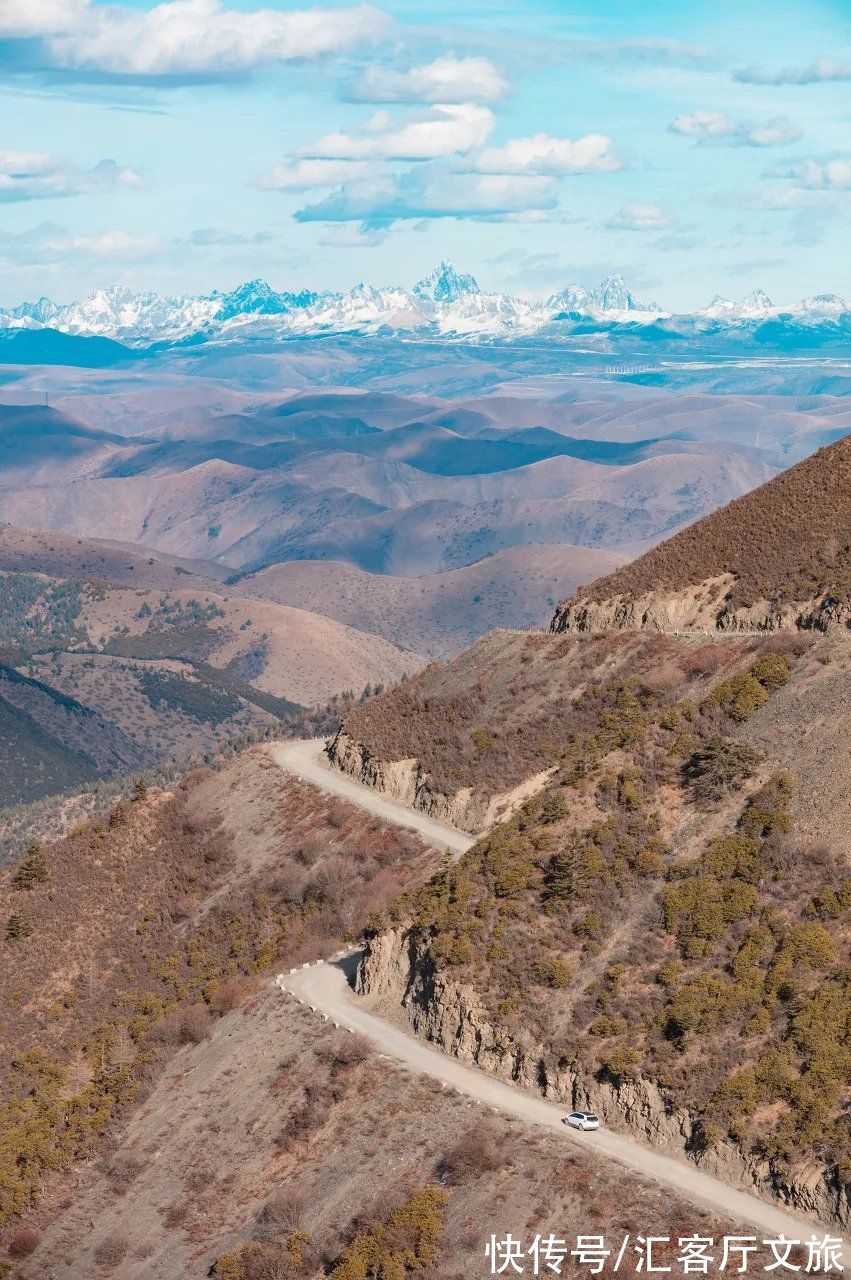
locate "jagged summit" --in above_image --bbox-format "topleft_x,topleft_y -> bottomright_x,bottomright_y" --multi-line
800,293 -> 847,316
592,272 -> 649,313
548,282 -> 591,314
548,273 -> 660,317
413,260 -> 481,304
552,432 -> 851,634
741,288 -> 774,313
6,296 -> 60,325
215,278 -> 317,320
701,289 -> 775,319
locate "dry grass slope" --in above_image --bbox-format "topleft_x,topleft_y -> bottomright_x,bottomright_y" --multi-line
557,435 -> 851,613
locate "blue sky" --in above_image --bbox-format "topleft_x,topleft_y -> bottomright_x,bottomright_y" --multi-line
1,0 -> 849,308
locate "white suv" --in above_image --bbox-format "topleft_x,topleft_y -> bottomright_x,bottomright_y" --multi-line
564,1111 -> 600,1131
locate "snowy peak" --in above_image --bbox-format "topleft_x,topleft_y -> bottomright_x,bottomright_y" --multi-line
798,293 -> 847,317
0,268 -> 847,346
701,294 -> 737,317
413,260 -> 480,304
548,283 -> 591,315
215,279 -> 317,321
55,285 -> 220,341
547,274 -> 660,318
741,289 -> 773,313
4,296 -> 60,325
592,273 -> 637,313
592,274 -> 662,315
700,289 -> 776,320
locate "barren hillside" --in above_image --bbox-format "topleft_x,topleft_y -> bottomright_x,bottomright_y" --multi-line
552,434 -> 851,634
0,523 -> 423,807
241,544 -> 625,658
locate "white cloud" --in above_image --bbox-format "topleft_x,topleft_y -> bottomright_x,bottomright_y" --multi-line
671,110 -> 800,147
319,224 -> 388,247
607,202 -> 675,232
20,0 -> 389,77
353,54 -> 509,104
769,158 -> 851,191
0,221 -> 163,264
294,163 -> 556,226
256,157 -> 378,191
303,104 -> 494,161
0,0 -> 87,37
652,232 -> 704,252
556,36 -> 717,68
671,110 -> 736,141
62,230 -> 165,257
746,119 -> 802,147
743,186 -> 827,211
0,151 -> 142,202
185,227 -> 272,246
471,132 -> 622,175
735,57 -> 851,85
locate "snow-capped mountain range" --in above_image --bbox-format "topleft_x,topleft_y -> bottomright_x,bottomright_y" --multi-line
0,262 -> 847,347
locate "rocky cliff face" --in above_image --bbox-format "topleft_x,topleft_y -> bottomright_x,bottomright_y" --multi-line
357,927 -> 851,1231
551,574 -> 851,636
326,729 -> 554,835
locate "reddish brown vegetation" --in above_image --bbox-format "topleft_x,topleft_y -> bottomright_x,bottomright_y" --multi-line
562,434 -> 851,610
341,628 -> 779,799
0,747 -> 437,1236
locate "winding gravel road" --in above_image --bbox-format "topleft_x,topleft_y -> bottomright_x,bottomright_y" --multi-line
272,737 -> 840,1249
270,738 -> 474,856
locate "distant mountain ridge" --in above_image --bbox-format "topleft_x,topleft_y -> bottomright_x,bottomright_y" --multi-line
1,260 -> 847,347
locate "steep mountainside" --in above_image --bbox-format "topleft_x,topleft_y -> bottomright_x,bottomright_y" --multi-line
0,744 -> 741,1278
552,435 -> 851,634
330,448 -> 851,1228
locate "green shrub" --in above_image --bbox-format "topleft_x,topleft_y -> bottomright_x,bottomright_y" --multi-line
12,844 -> 48,890
704,671 -> 769,722
701,833 -> 764,884
703,654 -> 790,723
531,957 -> 573,989
739,774 -> 794,838
6,913 -> 33,941
330,1186 -> 448,1280
779,921 -> 837,970
684,735 -> 763,805
663,875 -> 759,950
749,653 -> 791,693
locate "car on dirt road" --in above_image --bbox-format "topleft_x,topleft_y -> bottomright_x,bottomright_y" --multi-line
564,1111 -> 600,1131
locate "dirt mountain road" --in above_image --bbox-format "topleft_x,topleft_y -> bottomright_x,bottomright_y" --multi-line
273,738 -> 840,1250
269,737 -> 474,856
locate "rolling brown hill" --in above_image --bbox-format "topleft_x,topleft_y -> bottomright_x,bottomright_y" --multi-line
552,434 -> 851,634
0,523 -> 423,810
0,523 -> 423,707
240,543 -> 626,658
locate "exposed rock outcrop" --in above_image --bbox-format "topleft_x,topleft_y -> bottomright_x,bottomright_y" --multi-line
326,729 -> 554,835
357,927 -> 851,1231
552,574 -> 851,636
